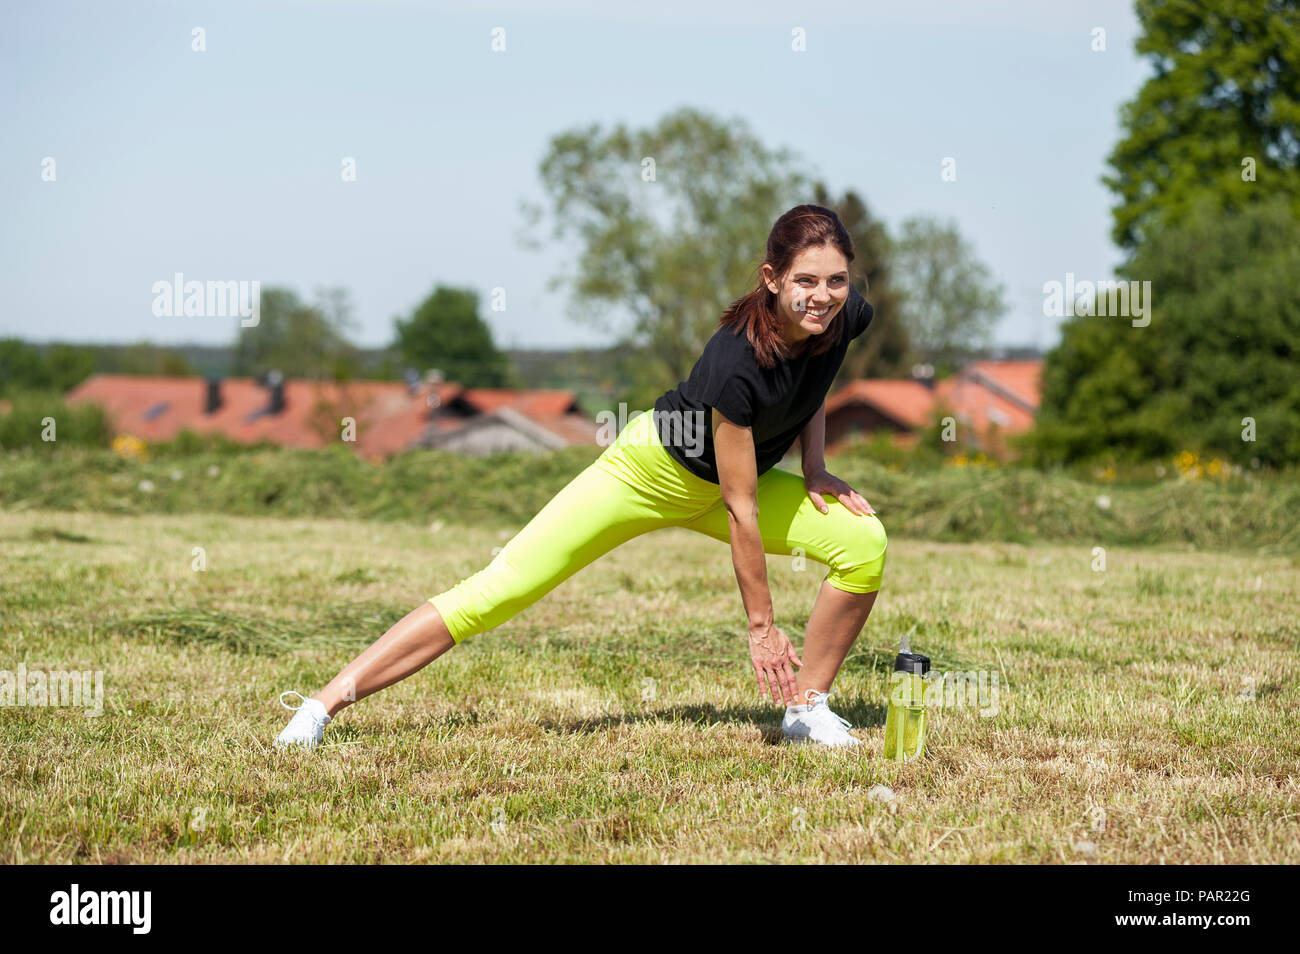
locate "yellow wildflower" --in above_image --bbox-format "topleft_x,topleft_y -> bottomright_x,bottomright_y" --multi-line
112,434 -> 148,460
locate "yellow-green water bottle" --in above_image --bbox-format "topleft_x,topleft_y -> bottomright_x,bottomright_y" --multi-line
883,636 -> 930,762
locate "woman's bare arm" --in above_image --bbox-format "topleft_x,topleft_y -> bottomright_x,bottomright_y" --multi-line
799,400 -> 828,477
713,406 -> 801,703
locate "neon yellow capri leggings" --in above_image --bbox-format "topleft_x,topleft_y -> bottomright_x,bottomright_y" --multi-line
429,409 -> 888,644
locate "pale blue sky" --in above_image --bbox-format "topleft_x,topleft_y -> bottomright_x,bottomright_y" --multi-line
1,0 -> 1146,352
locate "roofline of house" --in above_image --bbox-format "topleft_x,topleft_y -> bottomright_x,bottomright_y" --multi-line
963,368 -> 1039,413
420,406 -> 571,450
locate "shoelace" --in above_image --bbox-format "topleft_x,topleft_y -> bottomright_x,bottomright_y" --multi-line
281,688 -> 334,727
280,690 -> 313,714
804,690 -> 852,730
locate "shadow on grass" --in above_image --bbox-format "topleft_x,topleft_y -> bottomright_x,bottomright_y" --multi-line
1,526 -> 99,544
529,695 -> 889,744
300,696 -> 889,748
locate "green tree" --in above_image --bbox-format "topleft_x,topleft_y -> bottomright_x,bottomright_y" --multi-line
232,286 -> 361,380
110,343 -> 194,377
521,107 -> 811,408
392,285 -> 510,387
1105,0 -> 1300,252
0,340 -> 97,395
0,339 -> 53,396
0,391 -> 111,449
1028,197 -> 1300,466
888,216 -> 1007,369
43,345 -> 97,391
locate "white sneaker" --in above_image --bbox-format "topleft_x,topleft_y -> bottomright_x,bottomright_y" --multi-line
782,689 -> 861,748
275,690 -> 332,750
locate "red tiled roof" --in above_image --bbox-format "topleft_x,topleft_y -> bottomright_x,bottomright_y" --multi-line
65,375 -> 593,456
934,360 -> 1042,435
458,389 -> 580,417
826,379 -> 936,428
826,360 -> 1044,439
962,361 -> 1042,411
528,413 -> 601,445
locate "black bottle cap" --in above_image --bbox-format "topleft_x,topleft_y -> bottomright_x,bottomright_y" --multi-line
894,652 -> 930,675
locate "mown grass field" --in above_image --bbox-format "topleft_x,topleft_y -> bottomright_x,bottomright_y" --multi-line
1,508 -> 1297,863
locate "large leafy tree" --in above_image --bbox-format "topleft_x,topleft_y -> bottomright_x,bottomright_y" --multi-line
521,107 -> 812,407
232,286 -> 361,381
887,216 -> 1007,369
392,285 -> 510,387
1105,0 -> 1300,252
1032,1 -> 1300,465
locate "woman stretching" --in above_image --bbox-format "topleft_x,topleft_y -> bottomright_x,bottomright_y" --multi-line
276,204 -> 887,750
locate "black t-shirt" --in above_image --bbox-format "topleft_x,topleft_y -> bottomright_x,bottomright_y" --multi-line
651,284 -> 874,483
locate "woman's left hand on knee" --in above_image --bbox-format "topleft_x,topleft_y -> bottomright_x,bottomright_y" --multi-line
802,468 -> 875,516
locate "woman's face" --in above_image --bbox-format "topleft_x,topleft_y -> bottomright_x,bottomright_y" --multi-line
762,244 -> 851,345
